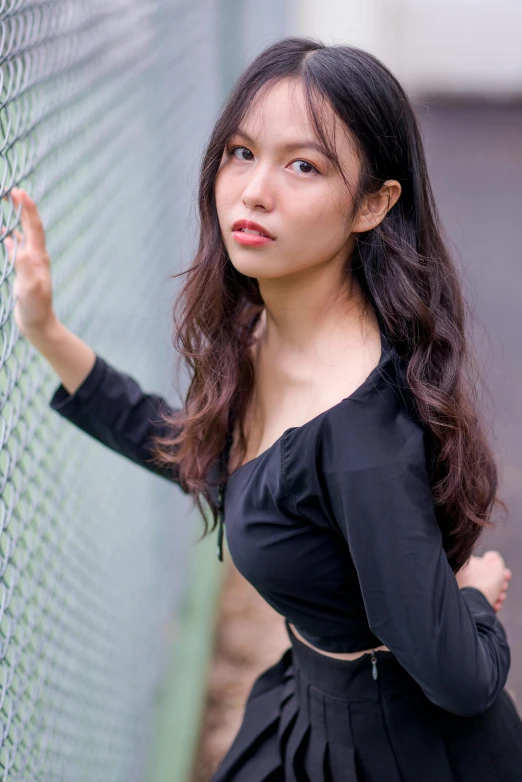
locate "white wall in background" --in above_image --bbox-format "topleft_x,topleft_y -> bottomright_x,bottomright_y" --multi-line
289,0 -> 522,97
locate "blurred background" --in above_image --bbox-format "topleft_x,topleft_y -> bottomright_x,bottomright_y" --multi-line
0,1 -> 520,781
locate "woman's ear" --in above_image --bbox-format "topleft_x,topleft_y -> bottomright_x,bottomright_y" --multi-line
352,180 -> 402,233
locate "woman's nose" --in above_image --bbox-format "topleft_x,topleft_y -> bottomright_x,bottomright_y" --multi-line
241,166 -> 275,211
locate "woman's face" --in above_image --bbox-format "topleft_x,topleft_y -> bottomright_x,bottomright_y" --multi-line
215,78 -> 361,283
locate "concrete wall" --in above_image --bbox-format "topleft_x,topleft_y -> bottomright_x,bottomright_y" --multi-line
289,0 -> 522,97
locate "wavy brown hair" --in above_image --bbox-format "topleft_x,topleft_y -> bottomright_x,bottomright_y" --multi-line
149,36 -> 506,573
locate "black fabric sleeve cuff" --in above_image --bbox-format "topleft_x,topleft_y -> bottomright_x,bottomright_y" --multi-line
459,586 -> 503,626
49,355 -> 108,414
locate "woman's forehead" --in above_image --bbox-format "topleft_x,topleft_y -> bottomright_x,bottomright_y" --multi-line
242,79 -> 326,132
238,79 -> 351,157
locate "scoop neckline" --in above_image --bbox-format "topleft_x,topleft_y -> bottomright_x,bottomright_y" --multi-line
227,328 -> 394,482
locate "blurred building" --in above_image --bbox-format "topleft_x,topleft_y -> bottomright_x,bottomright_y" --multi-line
289,0 -> 522,99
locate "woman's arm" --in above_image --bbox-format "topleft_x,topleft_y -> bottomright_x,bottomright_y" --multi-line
45,322 -> 186,487
3,188 -> 186,486
29,317 -> 97,395
322,425 -> 511,718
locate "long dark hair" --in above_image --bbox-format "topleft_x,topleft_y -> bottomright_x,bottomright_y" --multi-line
149,36 -> 506,573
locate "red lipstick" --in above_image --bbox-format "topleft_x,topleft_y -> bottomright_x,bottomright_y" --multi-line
232,219 -> 275,246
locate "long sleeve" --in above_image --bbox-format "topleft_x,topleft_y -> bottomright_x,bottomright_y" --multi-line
322,423 -> 511,717
49,354 -> 187,488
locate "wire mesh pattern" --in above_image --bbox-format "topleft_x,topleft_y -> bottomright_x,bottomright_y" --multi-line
0,1 -> 219,779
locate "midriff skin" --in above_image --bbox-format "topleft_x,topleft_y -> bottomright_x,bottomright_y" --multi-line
288,622 -> 390,660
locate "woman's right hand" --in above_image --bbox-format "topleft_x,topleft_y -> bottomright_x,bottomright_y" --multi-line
456,551 -> 512,613
2,187 -> 57,340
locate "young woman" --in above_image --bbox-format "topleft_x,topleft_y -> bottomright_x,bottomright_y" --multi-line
4,36 -> 521,781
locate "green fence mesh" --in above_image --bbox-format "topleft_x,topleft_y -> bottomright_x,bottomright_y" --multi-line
0,1 -> 222,779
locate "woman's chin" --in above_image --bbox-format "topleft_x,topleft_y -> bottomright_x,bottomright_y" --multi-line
228,256 -> 279,278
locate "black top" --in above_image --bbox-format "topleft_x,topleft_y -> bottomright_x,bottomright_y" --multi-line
49,330 -> 511,717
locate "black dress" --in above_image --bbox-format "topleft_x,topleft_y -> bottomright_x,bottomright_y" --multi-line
49,329 -> 522,781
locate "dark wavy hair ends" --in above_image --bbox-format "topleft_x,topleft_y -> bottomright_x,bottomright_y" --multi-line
148,36 -> 506,573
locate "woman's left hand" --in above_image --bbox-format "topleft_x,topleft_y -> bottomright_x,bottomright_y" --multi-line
456,554 -> 512,613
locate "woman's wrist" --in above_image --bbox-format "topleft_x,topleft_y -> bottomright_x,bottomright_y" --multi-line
24,313 -> 62,350
26,317 -> 97,395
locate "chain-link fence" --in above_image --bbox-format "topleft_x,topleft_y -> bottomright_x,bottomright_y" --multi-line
0,1 -> 224,779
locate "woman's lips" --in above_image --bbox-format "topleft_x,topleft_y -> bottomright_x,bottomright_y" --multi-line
232,229 -> 275,246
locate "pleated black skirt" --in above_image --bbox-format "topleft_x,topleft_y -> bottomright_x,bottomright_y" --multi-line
210,619 -> 522,781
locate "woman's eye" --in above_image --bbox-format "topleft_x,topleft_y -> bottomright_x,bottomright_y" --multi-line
228,146 -> 318,175
289,160 -> 317,175
230,146 -> 253,161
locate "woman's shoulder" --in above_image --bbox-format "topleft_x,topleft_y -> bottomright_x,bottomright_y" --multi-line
282,336 -> 431,481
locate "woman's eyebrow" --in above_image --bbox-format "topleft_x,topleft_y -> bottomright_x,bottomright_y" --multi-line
232,128 -> 335,162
